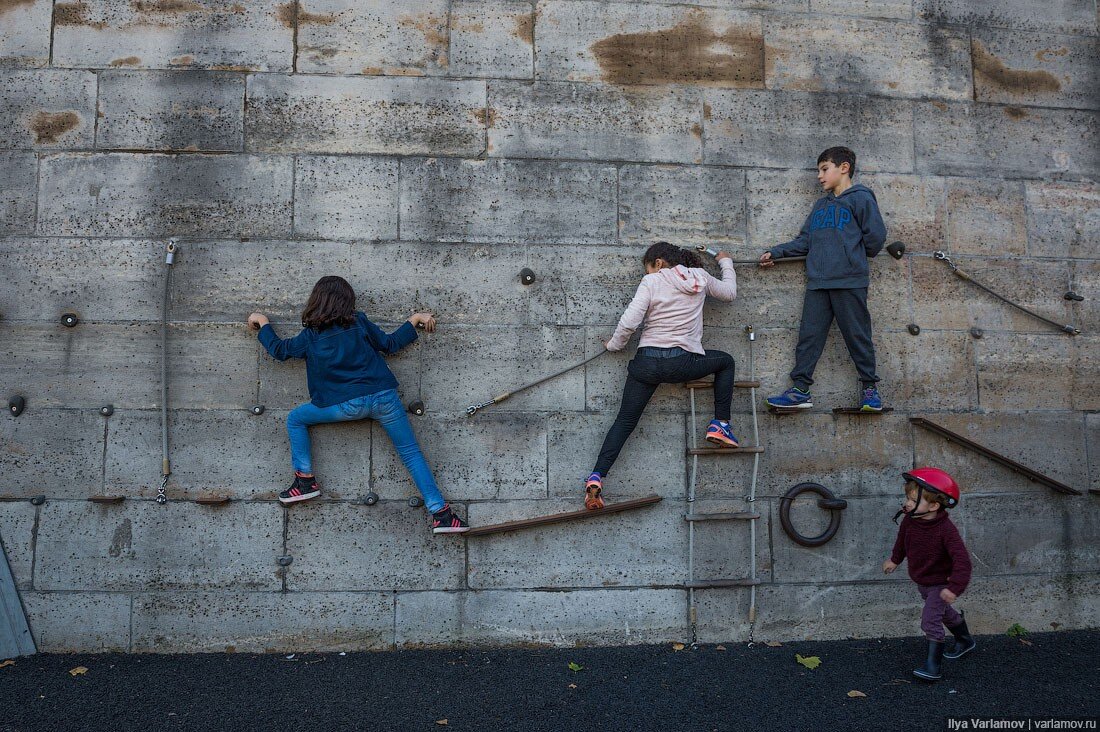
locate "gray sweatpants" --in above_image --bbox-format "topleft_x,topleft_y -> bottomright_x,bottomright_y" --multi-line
790,288 -> 879,389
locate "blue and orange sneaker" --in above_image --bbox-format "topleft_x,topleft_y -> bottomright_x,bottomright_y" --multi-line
705,419 -> 740,448
860,386 -> 883,412
766,387 -> 813,410
584,473 -> 605,510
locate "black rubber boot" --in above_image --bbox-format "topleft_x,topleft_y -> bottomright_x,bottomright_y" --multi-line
913,640 -> 945,681
944,615 -> 976,660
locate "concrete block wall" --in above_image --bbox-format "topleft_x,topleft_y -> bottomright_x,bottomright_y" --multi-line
1,0 -> 1098,652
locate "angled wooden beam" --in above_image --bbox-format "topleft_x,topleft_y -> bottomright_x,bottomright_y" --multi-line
465,495 -> 663,537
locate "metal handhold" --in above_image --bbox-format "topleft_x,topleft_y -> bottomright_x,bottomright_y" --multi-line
61,312 -> 79,328
407,400 -> 425,416
8,395 -> 25,417
907,324 -> 921,336
519,268 -> 536,285
886,241 -> 906,260
251,405 -> 265,415
99,404 -> 114,417
1065,291 -> 1084,301
276,555 -> 293,567
408,496 -> 423,508
969,327 -> 983,339
364,492 -> 379,506
30,495 -> 45,506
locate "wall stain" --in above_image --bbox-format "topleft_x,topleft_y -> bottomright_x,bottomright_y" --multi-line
108,519 -> 132,558
275,2 -> 294,29
973,40 -> 1061,94
109,56 -> 142,67
0,0 -> 34,16
170,54 -> 194,65
399,12 -> 448,49
590,12 -> 764,88
54,2 -> 107,28
298,8 -> 335,24
472,107 -> 498,127
1036,47 -> 1069,62
513,13 -> 533,45
30,111 -> 80,144
1004,106 -> 1029,120
131,0 -> 203,12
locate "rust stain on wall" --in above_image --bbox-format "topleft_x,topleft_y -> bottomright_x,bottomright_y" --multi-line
472,107 -> 498,127
109,56 -> 142,66
399,12 -> 448,49
973,40 -> 1061,94
1036,47 -> 1069,62
275,2 -> 294,29
170,54 -> 194,65
54,2 -> 107,28
1003,106 -> 1029,120
298,8 -> 335,24
513,13 -> 533,45
590,12 -> 764,87
30,111 -> 80,144
0,0 -> 35,16
131,0 -> 203,12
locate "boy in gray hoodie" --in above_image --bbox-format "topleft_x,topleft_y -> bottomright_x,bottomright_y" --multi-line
761,146 -> 887,412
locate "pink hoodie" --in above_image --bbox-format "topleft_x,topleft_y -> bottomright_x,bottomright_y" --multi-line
606,259 -> 736,354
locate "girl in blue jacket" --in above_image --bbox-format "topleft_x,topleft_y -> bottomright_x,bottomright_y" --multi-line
248,275 -> 468,534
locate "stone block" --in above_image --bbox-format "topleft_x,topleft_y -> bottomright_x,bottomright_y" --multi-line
373,411 -> 547,501
0,0 -> 51,67
1071,336 -> 1100,411
910,255 -> 1072,333
38,153 -> 294,238
395,589 -> 684,647
294,156 -> 399,240
746,168 -> 821,252
0,409 -> 105,499
945,178 -> 1027,256
1070,261 -> 1100,334
619,164 -> 746,245
914,101 -> 1099,180
34,500 -> 282,591
0,238 -> 163,321
169,239 -> 351,322
294,0 -> 449,76
975,332 -> 1073,410
959,573 -> 1100,636
488,80 -> 703,163
858,173 -> 948,254
21,592 -> 131,652
1088,414 -> 1100,495
0,323 -> 258,409
912,412 -> 1089,496
808,0 -> 911,18
399,157 -> 617,244
0,152 -> 36,234
96,70 -> 246,151
132,591 -> 394,652
245,74 -> 487,156
466,499 -> 686,588
961,494 -> 1099,576
764,16 -> 971,100
915,0 -> 1096,36
749,580 -> 917,641
449,0 -> 534,79
546,411 -> 686,497
972,29 -> 1098,111
1025,181 -> 1100,259
878,329 -> 977,411
285,502 -> 465,590
0,69 -> 96,149
535,2 -> 765,88
704,90 -> 914,172
0,501 -> 36,588
689,497 -> 772,583
52,0 -> 293,71
526,246 -> 643,326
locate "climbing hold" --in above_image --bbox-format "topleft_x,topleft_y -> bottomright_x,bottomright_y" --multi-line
99,404 -> 114,417
817,497 -> 848,511
408,496 -> 424,508
251,405 -> 265,415
779,482 -> 845,548
8,395 -> 25,417
61,312 -> 79,328
364,492 -> 379,506
969,327 -> 983,339
407,400 -> 425,416
30,495 -> 45,506
519,268 -> 536,286
276,555 -> 293,567
886,241 -> 906,260
1065,291 -> 1084,302
907,324 -> 921,336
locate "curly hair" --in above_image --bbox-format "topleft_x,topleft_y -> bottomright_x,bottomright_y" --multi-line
643,241 -> 703,269
302,275 -> 357,331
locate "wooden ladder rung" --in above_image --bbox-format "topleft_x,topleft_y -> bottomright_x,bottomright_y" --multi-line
465,495 -> 663,537
194,496 -> 232,505
686,447 -> 764,456
683,512 -> 759,521
685,578 -> 761,588
88,495 -> 125,504
684,380 -> 761,390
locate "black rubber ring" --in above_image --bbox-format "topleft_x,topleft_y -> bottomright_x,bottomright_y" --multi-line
779,482 -> 845,548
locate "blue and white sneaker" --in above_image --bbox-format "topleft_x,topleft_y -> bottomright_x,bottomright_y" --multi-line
766,387 -> 813,410
860,386 -> 883,412
705,419 -> 740,448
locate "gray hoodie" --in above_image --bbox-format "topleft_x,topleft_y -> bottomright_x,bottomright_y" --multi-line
768,184 -> 887,290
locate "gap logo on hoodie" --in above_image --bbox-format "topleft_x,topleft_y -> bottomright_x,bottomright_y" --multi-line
810,204 -> 852,232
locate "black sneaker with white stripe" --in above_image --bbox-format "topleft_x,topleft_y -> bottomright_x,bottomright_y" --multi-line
431,504 -> 469,534
279,474 -> 321,505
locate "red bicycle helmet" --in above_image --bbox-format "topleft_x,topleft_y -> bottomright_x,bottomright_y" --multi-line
903,467 -> 960,507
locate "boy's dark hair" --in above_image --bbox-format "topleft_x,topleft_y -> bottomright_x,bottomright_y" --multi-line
817,146 -> 856,177
644,241 -> 703,269
302,275 -> 357,330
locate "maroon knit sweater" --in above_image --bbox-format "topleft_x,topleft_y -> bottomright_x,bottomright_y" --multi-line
889,511 -> 972,595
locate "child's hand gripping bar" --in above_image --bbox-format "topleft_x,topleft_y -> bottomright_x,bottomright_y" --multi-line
695,245 -> 806,265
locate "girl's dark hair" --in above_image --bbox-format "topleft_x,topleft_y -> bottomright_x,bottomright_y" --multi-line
302,275 -> 357,330
643,241 -> 703,269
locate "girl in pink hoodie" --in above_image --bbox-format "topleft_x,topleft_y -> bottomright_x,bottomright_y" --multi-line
584,242 -> 739,510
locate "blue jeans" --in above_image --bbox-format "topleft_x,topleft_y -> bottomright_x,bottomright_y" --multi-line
286,389 -> 446,514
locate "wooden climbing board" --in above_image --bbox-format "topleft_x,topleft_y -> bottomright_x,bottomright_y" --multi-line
465,495 -> 663,537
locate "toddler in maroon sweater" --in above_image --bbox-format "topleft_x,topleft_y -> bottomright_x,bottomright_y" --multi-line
883,467 -> 975,682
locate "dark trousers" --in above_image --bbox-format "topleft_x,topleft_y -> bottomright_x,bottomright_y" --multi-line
593,347 -> 735,477
790,287 -> 879,389
918,584 -> 962,642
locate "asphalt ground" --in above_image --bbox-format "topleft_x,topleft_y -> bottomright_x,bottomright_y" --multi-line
2,630 -> 1098,732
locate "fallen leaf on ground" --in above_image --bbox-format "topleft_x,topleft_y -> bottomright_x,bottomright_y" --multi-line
715,645 -> 727,651
765,641 -> 782,647
436,720 -> 448,726
671,643 -> 685,651
0,660 -> 14,669
847,690 -> 867,698
69,666 -> 88,676
568,683 -> 577,689
795,654 -> 821,670
1019,639 -> 1033,646
567,662 -> 583,672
